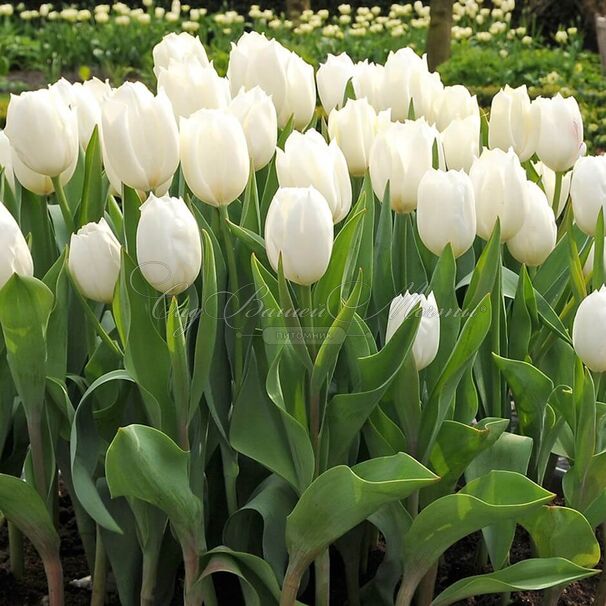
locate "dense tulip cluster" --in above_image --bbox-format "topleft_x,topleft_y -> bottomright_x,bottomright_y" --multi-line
0,27 -> 605,606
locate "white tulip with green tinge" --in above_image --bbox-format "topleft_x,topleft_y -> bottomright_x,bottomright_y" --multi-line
0,203 -> 33,290
570,155 -> 606,236
573,287 -> 606,372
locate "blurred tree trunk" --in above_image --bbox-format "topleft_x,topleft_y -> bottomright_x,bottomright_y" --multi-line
426,0 -> 455,71
286,0 -> 310,20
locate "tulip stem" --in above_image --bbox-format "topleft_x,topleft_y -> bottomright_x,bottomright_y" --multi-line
91,526 -> 106,606
551,171 -> 563,217
8,522 -> 24,579
218,206 -> 243,392
51,176 -> 75,233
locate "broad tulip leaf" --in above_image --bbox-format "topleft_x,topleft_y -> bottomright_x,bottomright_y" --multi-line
227,219 -> 268,265
21,189 -> 57,276
564,450 -> 606,525
509,265 -> 537,361
431,558 -> 598,606
286,453 -> 437,572
372,185 -> 395,329
78,126 -> 106,226
240,167 -> 261,234
353,175 -> 375,315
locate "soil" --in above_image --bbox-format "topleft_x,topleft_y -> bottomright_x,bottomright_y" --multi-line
0,491 -> 600,605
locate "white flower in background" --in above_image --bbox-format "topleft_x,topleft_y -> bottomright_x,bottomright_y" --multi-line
277,129 -> 351,223
69,219 -> 122,303
136,193 -> 202,295
570,155 -> 606,236
369,118 -> 444,213
385,291 -> 440,370
265,186 -> 334,285
352,60 -> 386,111
229,86 -> 277,171
441,114 -> 480,172
0,202 -> 33,290
152,31 -> 209,77
507,181 -> 557,266
316,52 -> 355,114
431,84 -> 479,131
572,287 -> 606,371
470,148 -> 527,241
157,59 -> 230,119
534,161 -> 571,219
5,87 -> 79,177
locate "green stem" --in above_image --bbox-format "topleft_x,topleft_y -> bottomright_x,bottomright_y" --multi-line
91,526 -> 106,606
8,522 -> 24,579
298,284 -> 316,359
314,550 -> 330,606
42,552 -> 64,606
551,171 -> 563,217
26,412 -> 48,500
51,176 -> 75,233
415,562 -> 439,606
220,440 -> 239,516
542,586 -> 562,606
280,562 -> 304,606
140,547 -> 161,606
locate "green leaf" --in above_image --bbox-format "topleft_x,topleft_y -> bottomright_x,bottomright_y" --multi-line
78,125 -> 106,226
372,184 -> 395,329
228,219 -> 268,265
431,558 -> 598,606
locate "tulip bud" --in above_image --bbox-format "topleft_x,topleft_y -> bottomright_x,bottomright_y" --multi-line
571,156 -> 606,236
583,239 -> 606,278
531,94 -> 584,172
152,31 -> 209,78
227,32 -> 315,129
316,53 -> 355,114
352,60 -> 386,112
157,60 -> 230,119
383,48 -> 426,121
5,88 -> 79,178
136,194 -> 202,295
507,181 -> 556,266
264,187 -> 333,285
0,202 -> 33,290
276,130 -> 351,223
417,169 -> 476,257
229,86 -> 277,171
180,108 -> 250,207
441,114 -> 480,172
101,82 -> 179,193
488,85 -> 535,161
409,66 -> 443,121
432,85 -> 479,132
572,287 -> 606,371
534,161 -> 571,219
69,218 -> 121,303
470,148 -> 527,241
385,291 -> 440,370
369,119 -> 444,213
328,98 -> 389,177
0,131 -> 15,192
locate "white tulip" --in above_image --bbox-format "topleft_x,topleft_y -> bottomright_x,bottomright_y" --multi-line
82,77 -> 113,105
507,181 -> 557,266
328,98 -> 389,177
369,119 -> 444,213
409,66 -> 443,121
152,31 -> 209,77
488,85 -> 535,161
432,85 -> 479,131
264,187 -> 334,285
352,60 -> 386,111
229,87 -> 277,171
385,291 -> 440,370
571,156 -> 606,236
227,32 -> 316,129
180,108 -> 250,207
0,131 -> 15,192
534,161 -> 571,218
69,218 -> 121,303
136,194 -> 202,295
5,88 -> 79,177
0,202 -> 33,289
469,148 -> 527,241
276,129 -> 351,223
157,59 -> 230,119
572,287 -> 606,371
583,239 -> 606,279
441,114 -> 480,172
316,53 -> 355,114
417,169 -> 477,258
100,82 -> 179,193
383,48 -> 426,121
531,94 -> 584,172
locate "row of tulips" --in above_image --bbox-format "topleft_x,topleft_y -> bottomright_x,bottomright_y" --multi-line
0,28 -> 604,606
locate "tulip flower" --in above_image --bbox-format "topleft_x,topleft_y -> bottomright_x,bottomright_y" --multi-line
417,169 -> 477,258
157,60 -> 230,119
5,88 -> 79,178
431,85 -> 479,132
441,114 -> 480,172
534,161 -> 571,218
316,53 -> 355,114
180,108 -> 250,207
69,219 -> 121,304
409,67 -> 443,122
264,187 -> 334,285
276,130 -> 351,223
383,47 -> 426,121
136,194 -> 202,295
0,202 -> 33,290
100,82 -> 179,193
0,131 -> 15,192
572,287 -> 606,371
488,85 -> 536,162
469,148 -> 527,241
507,181 -> 557,266
530,94 -> 584,172
227,32 -> 316,129
229,87 -> 277,171
385,291 -> 440,370
328,98 -> 390,177
152,31 -> 209,77
369,119 -> 444,213
571,156 -> 606,236
352,60 -> 386,112
583,239 -> 606,278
